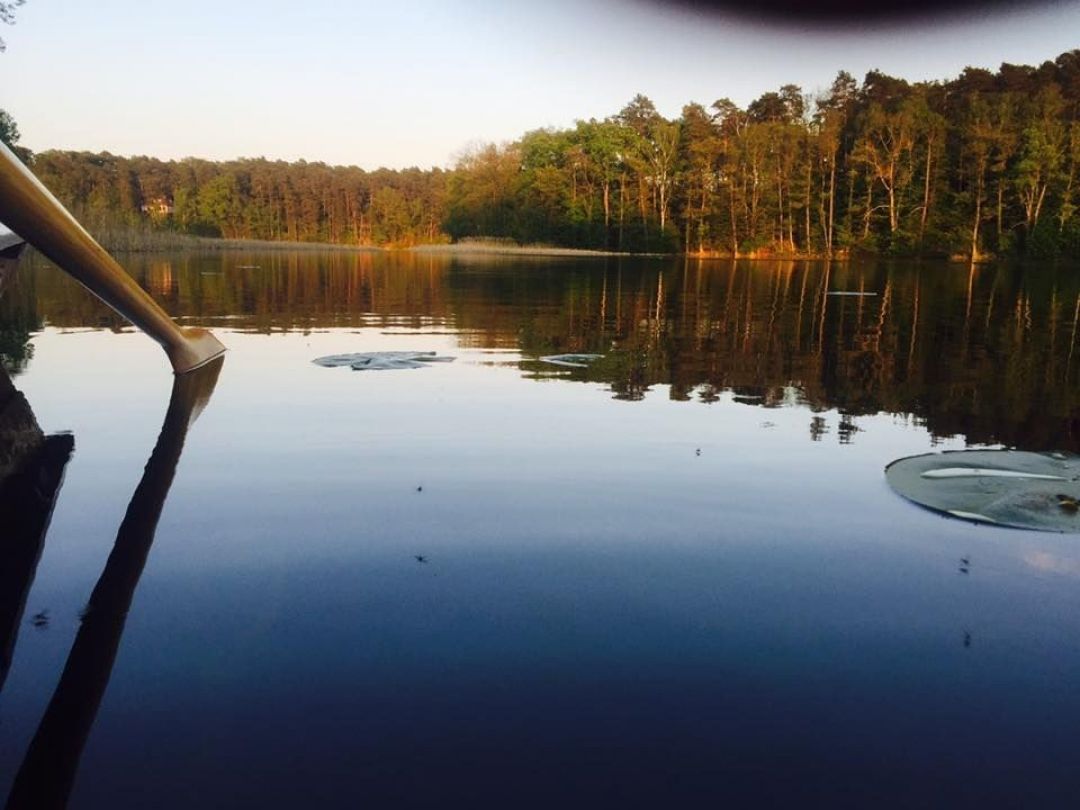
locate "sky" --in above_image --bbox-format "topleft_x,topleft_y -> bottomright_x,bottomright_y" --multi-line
1,0 -> 1079,170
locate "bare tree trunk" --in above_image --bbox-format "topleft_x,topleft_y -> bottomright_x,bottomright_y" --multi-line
729,183 -> 738,256
698,182 -> 707,254
777,172 -> 785,250
1035,183 -> 1048,227
750,163 -> 761,241
846,167 -> 856,242
619,173 -> 626,250
862,171 -> 874,239
971,177 -> 983,263
887,166 -> 898,233
827,158 -> 836,255
920,141 -> 933,244
804,154 -> 812,254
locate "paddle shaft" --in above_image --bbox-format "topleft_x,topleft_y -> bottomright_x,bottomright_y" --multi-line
0,141 -> 224,373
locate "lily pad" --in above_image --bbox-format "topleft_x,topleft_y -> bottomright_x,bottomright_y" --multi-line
885,450 -> 1080,532
313,351 -> 455,370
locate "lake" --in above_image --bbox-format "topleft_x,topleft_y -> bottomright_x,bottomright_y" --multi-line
2,251 -> 1080,807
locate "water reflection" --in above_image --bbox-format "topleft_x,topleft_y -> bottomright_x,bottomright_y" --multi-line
4,252 -> 1080,806
4,358 -> 222,810
0,368 -> 73,694
6,252 -> 1078,451
0,247 -> 37,374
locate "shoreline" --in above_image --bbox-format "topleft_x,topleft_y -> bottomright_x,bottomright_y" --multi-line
405,243 -> 669,258
103,235 -> 386,254
85,231 -> 1001,264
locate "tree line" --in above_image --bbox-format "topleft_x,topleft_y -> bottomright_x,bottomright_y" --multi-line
3,48 -> 1080,258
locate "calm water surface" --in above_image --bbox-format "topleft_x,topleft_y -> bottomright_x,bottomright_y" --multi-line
2,252 -> 1080,807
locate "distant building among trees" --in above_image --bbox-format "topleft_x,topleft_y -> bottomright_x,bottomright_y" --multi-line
140,198 -> 175,218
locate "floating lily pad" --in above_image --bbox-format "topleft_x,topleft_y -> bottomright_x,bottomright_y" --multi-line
885,450 -> 1080,532
313,351 -> 455,370
539,354 -> 604,368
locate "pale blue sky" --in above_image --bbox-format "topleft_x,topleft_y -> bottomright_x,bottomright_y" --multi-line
2,0 -> 1079,169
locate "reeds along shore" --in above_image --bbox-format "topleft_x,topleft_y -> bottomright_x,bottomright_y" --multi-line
77,228 -> 996,263
82,222 -> 387,254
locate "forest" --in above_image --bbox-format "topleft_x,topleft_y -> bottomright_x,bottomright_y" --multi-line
3,48 -> 1080,259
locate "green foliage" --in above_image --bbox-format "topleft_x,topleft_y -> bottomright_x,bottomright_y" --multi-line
0,266 -> 38,374
1026,218 -> 1064,259
0,107 -> 32,163
30,152 -> 449,248
0,108 -> 19,147
16,48 -> 1080,258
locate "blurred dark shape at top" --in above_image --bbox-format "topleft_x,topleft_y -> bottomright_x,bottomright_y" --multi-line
644,0 -> 1059,27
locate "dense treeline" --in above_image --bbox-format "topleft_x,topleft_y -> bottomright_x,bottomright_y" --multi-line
449,50 -> 1080,258
5,48 -> 1080,258
27,153 -> 449,247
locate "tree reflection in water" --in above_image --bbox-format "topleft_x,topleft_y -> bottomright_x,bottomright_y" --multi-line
0,370 -> 73,694
4,358 -> 223,810
9,252 -> 1079,451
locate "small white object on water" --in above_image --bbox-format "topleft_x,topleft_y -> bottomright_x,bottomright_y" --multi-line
539,354 -> 604,368
826,291 -> 878,297
313,351 -> 456,370
921,468 -> 1066,481
947,510 -> 998,524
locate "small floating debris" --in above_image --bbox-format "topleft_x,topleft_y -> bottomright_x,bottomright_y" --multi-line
31,610 -> 49,629
414,555 -> 428,564
313,351 -> 455,370
826,291 -> 878,297
538,353 -> 603,368
236,264 -> 262,270
885,450 -> 1080,532
733,394 -> 765,405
